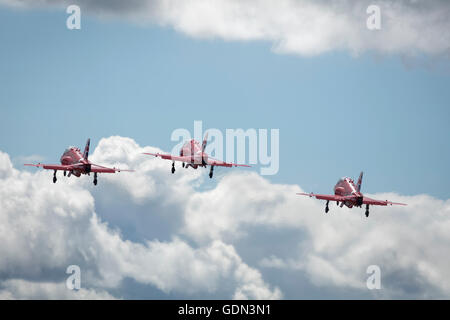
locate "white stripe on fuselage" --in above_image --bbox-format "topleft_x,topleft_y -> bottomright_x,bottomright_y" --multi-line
347,179 -> 357,194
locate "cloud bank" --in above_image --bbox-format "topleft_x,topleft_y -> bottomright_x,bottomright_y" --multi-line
0,141 -> 281,300
1,136 -> 450,299
1,0 -> 449,57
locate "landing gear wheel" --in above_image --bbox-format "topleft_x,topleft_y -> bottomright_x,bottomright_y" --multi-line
182,163 -> 185,168
209,166 -> 214,179
365,204 -> 369,218
93,173 -> 98,186
325,200 -> 329,213
171,163 -> 175,174
53,177 -> 57,184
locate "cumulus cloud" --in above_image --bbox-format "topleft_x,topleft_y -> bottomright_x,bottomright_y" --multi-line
1,0 -> 449,57
0,279 -> 116,300
0,146 -> 280,300
183,169 -> 450,298
88,136 -> 203,203
1,136 -> 450,299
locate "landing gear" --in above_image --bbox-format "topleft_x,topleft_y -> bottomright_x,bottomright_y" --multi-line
53,170 -> 57,184
64,171 -> 67,177
171,162 -> 175,174
365,204 -> 369,217
182,162 -> 185,168
93,172 -> 98,186
325,200 -> 329,213
209,166 -> 214,179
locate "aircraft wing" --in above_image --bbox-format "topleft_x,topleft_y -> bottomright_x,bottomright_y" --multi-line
142,152 -> 191,163
25,163 -> 133,173
207,157 -> 251,168
90,163 -> 134,173
24,163 -> 73,171
362,196 -> 407,206
297,193 -> 349,202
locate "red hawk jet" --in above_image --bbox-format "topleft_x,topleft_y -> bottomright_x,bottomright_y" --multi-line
143,133 -> 250,178
24,139 -> 133,185
297,172 -> 406,217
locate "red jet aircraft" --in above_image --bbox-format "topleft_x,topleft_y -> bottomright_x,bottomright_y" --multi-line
143,133 -> 250,178
297,172 -> 406,217
24,139 -> 133,185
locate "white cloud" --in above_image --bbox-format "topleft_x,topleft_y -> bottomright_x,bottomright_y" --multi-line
1,0 -> 449,57
1,136 -> 450,299
0,152 -> 13,179
98,137 -> 450,299
0,279 -> 116,300
89,217 -> 282,299
0,147 -> 280,300
182,172 -> 306,243
88,136 -> 203,203
177,166 -> 450,298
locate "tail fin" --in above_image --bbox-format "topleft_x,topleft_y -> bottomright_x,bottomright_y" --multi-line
356,171 -> 363,192
83,138 -> 90,160
202,132 -> 209,153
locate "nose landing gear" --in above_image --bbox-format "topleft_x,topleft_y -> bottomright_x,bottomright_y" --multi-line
171,162 -> 175,174
53,170 -> 57,184
93,172 -> 98,186
365,204 -> 369,217
209,166 -> 214,179
325,200 -> 329,213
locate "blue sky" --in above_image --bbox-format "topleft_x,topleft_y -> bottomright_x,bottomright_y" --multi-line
1,6 -> 448,199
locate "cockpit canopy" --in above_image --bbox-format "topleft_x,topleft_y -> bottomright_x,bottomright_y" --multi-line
337,177 -> 354,185
183,140 -> 201,150
64,146 -> 79,154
